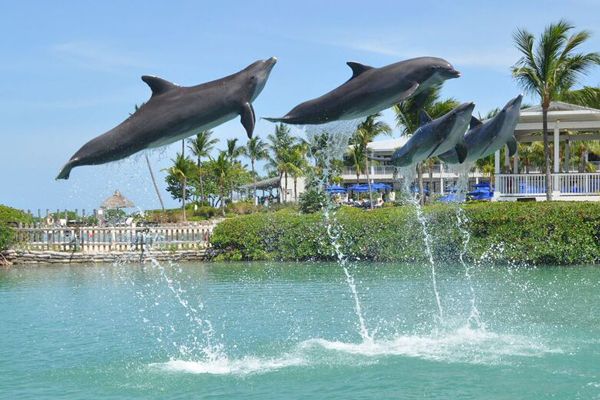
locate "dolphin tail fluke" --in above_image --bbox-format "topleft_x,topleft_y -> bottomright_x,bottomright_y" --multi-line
56,162 -> 73,180
263,116 -> 288,123
455,142 -> 468,164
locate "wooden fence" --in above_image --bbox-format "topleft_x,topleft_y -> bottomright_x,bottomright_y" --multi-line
12,223 -> 217,253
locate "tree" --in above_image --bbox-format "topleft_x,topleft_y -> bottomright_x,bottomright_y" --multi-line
345,144 -> 366,184
226,138 -> 245,162
350,114 -> 392,209
188,130 -> 219,203
164,154 -> 196,221
243,136 -> 269,204
512,20 -> 600,200
267,124 -> 297,202
204,152 -> 251,215
394,87 -> 458,204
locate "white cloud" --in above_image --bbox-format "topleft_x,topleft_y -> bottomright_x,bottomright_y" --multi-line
50,41 -> 147,70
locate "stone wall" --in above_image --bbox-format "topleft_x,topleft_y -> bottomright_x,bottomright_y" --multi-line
1,249 -> 209,265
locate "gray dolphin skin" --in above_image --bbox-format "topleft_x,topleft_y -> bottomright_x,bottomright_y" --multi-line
379,102 -> 475,167
264,57 -> 460,125
56,57 -> 277,180
438,95 -> 523,164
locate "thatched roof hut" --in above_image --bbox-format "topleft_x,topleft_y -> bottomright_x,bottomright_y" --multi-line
100,191 -> 135,209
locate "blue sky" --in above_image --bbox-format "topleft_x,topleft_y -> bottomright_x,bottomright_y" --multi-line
1,0 -> 599,211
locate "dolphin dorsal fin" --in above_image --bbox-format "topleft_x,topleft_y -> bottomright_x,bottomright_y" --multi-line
141,75 -> 178,96
470,116 -> 483,129
346,62 -> 373,79
418,110 -> 433,126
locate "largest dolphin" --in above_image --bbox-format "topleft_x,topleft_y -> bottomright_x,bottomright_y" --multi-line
438,95 -> 522,164
56,57 -> 277,180
374,102 -> 475,167
265,57 -> 460,125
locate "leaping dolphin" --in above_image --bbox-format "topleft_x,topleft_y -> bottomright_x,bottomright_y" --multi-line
438,95 -> 522,164
56,57 -> 278,180
265,57 -> 460,125
373,102 -> 474,167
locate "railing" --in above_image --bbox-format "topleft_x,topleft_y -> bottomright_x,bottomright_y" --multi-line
496,173 -> 600,196
12,224 -> 217,253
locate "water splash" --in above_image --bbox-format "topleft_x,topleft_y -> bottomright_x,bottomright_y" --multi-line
447,162 -> 483,329
396,166 -> 444,323
304,119 -> 373,343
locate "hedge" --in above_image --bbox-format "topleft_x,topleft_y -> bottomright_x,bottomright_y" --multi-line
210,202 -> 600,265
0,205 -> 33,251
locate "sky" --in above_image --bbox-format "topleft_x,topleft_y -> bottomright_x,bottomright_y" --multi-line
1,0 -> 600,212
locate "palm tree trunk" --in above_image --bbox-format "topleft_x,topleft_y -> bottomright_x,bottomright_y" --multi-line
418,163 -> 425,205
182,176 -> 187,222
279,172 -> 284,203
284,171 -> 288,203
220,186 -> 226,216
428,162 -> 433,193
365,157 -> 373,210
542,107 -> 552,201
145,154 -> 165,211
252,159 -> 257,205
294,177 -> 298,201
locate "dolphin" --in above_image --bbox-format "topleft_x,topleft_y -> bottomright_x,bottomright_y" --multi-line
373,102 -> 474,167
56,57 -> 278,180
438,95 -> 523,164
264,57 -> 460,125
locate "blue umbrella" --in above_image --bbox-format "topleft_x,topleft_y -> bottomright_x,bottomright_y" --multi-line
325,185 -> 347,193
348,184 -> 370,192
371,183 -> 392,190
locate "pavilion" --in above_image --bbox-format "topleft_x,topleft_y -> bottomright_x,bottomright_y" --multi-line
495,101 -> 600,201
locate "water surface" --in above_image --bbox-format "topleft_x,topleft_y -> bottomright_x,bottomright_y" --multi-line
1,261 -> 599,399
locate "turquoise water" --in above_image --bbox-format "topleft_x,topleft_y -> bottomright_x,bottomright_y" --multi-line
1,261 -> 599,399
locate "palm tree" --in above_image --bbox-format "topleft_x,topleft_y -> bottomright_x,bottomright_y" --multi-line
226,138 -> 245,162
512,20 -> 600,200
244,136 -> 269,204
268,124 -> 296,202
394,87 -> 459,204
346,144 -> 366,184
350,114 -> 392,208
188,130 -> 219,203
209,152 -> 234,216
290,143 -> 309,201
165,153 -> 194,222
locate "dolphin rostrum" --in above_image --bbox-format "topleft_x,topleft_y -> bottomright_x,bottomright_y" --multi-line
438,95 -> 522,164
373,102 -> 474,167
264,57 -> 460,125
56,57 -> 277,180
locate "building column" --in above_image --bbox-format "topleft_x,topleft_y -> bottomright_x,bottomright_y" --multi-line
564,139 -> 570,172
553,121 -> 561,197
513,146 -> 519,174
493,150 -> 501,200
504,147 -> 511,173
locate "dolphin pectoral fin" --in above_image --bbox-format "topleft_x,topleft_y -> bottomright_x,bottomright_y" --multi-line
455,142 -> 468,164
507,136 -> 518,157
346,61 -> 374,79
240,102 -> 256,139
395,82 -> 420,104
141,76 -> 178,96
426,141 -> 444,159
56,161 -> 74,180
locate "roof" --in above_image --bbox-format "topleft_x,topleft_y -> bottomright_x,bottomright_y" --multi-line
516,101 -> 600,135
365,137 -> 410,155
101,191 -> 135,209
240,176 -> 280,190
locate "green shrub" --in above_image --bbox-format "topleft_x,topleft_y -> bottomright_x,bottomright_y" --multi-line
0,205 -> 33,251
195,205 -> 219,218
226,201 -> 258,215
210,202 -> 600,265
299,188 -> 327,213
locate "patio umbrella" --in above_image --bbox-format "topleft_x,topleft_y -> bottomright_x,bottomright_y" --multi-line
348,184 -> 370,192
325,185 -> 347,193
101,190 -> 135,209
371,183 -> 392,190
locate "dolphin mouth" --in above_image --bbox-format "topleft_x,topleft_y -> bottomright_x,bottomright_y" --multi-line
265,57 -> 277,71
448,68 -> 461,78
